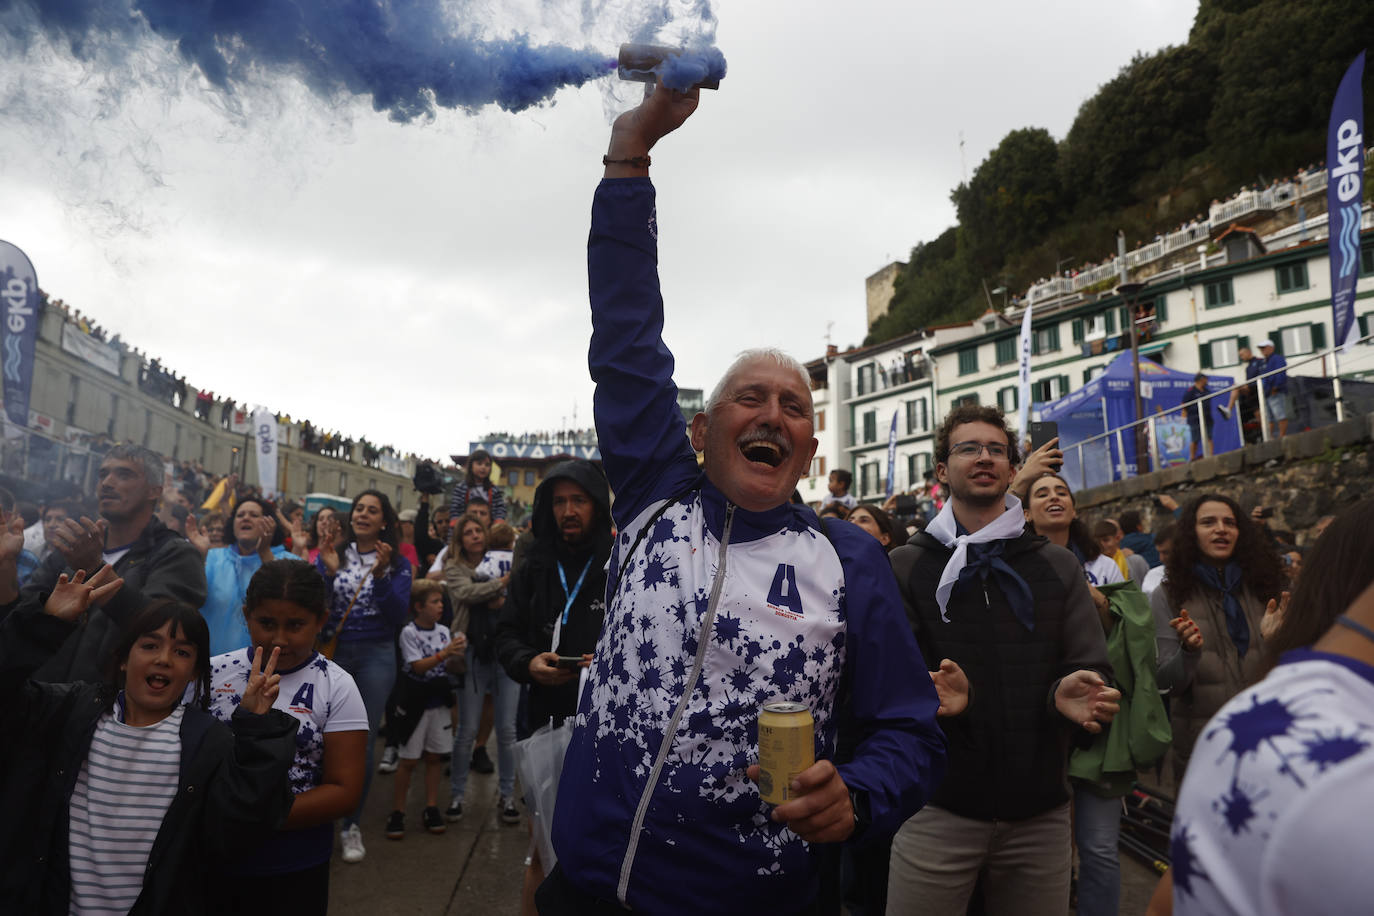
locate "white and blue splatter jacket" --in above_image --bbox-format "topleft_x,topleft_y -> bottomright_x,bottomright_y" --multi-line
551,178 -> 946,912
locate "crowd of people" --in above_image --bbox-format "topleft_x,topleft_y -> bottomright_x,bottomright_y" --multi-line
477,428 -> 600,446
1,83 -> 1369,916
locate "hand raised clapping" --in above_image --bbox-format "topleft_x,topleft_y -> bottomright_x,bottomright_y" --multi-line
1054,669 -> 1121,734
371,542 -> 392,576
1170,608 -> 1204,650
929,658 -> 970,717
48,516 -> 108,573
44,566 -> 125,622
318,518 -> 342,575
1261,591 -> 1290,641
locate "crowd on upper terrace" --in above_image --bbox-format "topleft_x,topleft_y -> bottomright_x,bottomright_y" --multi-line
42,294 -> 420,468
476,427 -> 599,446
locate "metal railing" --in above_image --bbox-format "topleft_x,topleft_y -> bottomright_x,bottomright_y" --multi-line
1061,332 -> 1374,490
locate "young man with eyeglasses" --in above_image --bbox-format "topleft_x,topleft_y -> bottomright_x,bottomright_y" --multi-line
887,405 -> 1119,915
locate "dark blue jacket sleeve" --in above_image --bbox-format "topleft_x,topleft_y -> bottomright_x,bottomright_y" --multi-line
377,558 -> 414,631
588,179 -> 700,528
828,522 -> 947,839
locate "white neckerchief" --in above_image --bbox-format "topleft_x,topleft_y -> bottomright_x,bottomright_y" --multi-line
925,494 -> 1026,623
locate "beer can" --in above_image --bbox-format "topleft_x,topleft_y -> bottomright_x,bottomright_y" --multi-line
757,701 -> 815,805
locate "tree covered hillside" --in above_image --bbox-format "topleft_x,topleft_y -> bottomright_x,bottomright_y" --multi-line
867,0 -> 1374,345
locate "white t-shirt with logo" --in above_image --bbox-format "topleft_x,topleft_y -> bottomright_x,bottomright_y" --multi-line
203,648 -> 368,873
1082,554 -> 1124,587
400,621 -> 453,684
1172,651 -> 1374,916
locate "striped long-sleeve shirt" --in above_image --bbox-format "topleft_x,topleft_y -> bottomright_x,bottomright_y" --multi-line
67,704 -> 183,915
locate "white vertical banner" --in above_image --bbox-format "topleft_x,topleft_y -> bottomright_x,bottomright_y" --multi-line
252,406 -> 279,499
1017,302 -> 1034,445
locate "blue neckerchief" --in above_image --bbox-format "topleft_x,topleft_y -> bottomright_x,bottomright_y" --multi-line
558,556 -> 594,627
955,538 -> 1037,631
1194,561 -> 1249,657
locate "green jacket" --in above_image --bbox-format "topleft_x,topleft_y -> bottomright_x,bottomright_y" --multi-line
1068,580 -> 1171,796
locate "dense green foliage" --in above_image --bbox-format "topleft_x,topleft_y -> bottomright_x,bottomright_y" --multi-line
867,0 -> 1374,346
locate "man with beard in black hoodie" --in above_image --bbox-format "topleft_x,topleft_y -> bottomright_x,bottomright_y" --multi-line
495,458 -> 611,914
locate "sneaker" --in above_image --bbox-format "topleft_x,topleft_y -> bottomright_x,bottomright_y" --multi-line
500,796 -> 520,826
377,746 -> 399,774
471,746 -> 495,774
385,811 -> 405,840
445,800 -> 464,822
341,823 -> 366,862
1219,405 -> 1232,420
422,806 -> 446,835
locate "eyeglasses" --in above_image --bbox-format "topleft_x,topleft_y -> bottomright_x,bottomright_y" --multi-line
949,441 -> 1010,460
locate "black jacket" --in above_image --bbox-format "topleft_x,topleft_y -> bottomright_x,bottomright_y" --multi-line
889,529 -> 1112,821
0,602 -> 298,916
13,515 -> 208,684
495,460 -> 611,729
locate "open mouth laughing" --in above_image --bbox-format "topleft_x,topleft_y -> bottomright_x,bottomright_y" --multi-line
737,431 -> 789,468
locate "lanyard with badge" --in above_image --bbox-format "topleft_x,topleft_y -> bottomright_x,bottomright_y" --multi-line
551,556 -> 595,704
551,556 -> 593,653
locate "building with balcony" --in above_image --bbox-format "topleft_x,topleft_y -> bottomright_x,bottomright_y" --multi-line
930,228 -> 1374,430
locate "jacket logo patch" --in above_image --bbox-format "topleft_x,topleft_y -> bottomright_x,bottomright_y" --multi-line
767,564 -> 804,619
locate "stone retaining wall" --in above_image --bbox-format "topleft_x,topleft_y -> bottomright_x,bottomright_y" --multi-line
1073,413 -> 1374,546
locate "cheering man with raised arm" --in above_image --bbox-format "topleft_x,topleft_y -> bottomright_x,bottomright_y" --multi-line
538,83 -> 946,915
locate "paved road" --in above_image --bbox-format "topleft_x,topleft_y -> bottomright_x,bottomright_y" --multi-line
328,748 -> 531,916
326,741 -> 1165,915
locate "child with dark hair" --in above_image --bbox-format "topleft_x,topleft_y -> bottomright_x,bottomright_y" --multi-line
0,570 -> 298,914
204,559 -> 367,914
448,448 -> 507,523
820,468 -> 857,512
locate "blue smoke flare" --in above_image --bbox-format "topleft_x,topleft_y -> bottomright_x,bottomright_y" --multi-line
658,46 -> 726,91
3,0 -> 655,121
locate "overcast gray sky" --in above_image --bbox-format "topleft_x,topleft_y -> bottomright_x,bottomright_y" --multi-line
0,0 -> 1199,461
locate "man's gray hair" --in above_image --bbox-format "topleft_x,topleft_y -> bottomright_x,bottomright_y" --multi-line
104,443 -> 166,490
705,349 -> 813,416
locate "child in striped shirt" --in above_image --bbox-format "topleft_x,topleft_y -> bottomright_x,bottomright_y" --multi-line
0,567 -> 299,915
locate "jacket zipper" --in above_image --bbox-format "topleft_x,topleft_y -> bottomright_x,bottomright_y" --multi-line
616,502 -> 736,906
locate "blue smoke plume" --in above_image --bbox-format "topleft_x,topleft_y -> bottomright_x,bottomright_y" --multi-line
0,0 -> 719,121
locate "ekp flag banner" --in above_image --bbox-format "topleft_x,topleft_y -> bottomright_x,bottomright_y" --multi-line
1327,51 -> 1365,352
0,242 -> 39,427
252,406 -> 279,499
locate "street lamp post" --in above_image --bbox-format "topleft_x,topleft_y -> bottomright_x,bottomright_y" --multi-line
1116,281 -> 1149,477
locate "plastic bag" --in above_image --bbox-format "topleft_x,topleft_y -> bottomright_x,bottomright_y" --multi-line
513,716 -> 574,873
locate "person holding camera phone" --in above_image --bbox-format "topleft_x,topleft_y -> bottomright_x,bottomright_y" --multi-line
493,460 -> 612,915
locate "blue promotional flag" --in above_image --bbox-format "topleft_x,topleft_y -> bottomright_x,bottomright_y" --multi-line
1327,51 -> 1365,352
884,410 -> 898,499
0,242 -> 39,427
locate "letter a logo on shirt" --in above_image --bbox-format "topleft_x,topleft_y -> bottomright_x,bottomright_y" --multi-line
767,564 -> 804,617
290,682 -> 316,711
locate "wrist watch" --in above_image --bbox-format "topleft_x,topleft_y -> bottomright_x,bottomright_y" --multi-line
847,787 -> 872,836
